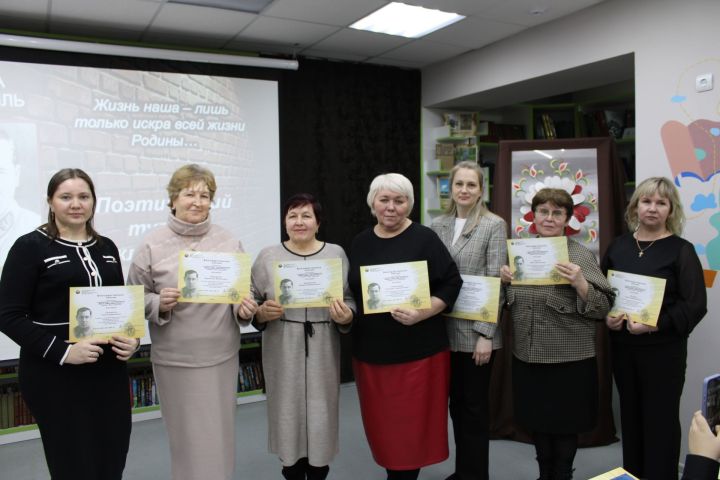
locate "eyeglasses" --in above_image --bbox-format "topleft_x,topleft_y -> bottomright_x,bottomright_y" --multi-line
535,208 -> 567,220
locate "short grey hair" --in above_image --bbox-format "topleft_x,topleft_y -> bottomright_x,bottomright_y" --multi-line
366,173 -> 414,216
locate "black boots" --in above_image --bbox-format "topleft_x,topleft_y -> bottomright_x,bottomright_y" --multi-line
281,458 -> 307,480
306,464 -> 329,480
536,455 -> 553,480
281,458 -> 329,480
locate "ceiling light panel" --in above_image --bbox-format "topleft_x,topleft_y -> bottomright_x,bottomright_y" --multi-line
350,2 -> 465,39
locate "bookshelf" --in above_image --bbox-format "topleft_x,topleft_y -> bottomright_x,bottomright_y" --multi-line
422,88 -> 635,226
530,103 -> 580,139
0,334 -> 265,445
423,114 -> 523,223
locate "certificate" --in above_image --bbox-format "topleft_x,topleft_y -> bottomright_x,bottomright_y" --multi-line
273,258 -> 343,308
588,467 -> 639,480
607,270 -> 666,327
447,274 -> 501,323
69,285 -> 145,341
507,237 -> 570,285
177,250 -> 251,304
360,261 -> 431,313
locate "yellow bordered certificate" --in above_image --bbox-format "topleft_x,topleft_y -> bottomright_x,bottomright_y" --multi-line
447,274 -> 501,323
360,261 -> 431,314
69,285 -> 145,341
588,467 -> 639,479
507,237 -> 570,285
177,250 -> 251,304
273,258 -> 343,308
607,269 -> 666,327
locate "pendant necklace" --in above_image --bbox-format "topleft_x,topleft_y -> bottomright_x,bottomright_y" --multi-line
634,232 -> 658,258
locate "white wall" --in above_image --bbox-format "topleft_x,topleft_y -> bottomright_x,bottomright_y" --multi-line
422,0 -> 720,461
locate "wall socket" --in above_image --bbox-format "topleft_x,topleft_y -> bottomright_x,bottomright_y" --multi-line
696,73 -> 714,92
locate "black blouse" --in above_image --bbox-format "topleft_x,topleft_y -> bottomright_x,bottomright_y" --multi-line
601,232 -> 707,344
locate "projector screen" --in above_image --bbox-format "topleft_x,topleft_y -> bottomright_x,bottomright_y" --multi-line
0,59 -> 280,360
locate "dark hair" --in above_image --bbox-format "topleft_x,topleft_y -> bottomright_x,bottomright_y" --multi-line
44,168 -> 99,240
184,270 -> 198,278
76,307 -> 92,317
282,193 -> 324,225
531,188 -> 574,219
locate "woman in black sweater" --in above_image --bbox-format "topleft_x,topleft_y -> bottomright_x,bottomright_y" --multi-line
602,177 -> 707,480
0,168 -> 138,480
349,173 -> 462,480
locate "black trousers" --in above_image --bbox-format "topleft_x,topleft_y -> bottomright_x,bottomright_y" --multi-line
612,339 -> 687,480
448,351 -> 494,480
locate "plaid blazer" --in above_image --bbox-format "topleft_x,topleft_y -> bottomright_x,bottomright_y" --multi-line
506,238 -> 614,363
431,212 -> 508,352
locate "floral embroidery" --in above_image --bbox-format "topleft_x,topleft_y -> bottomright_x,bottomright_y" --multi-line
513,157 -> 598,242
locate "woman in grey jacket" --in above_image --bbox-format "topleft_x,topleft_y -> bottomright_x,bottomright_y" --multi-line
431,161 -> 507,480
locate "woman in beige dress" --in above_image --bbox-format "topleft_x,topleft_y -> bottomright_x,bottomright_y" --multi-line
251,193 -> 354,480
127,164 -> 257,480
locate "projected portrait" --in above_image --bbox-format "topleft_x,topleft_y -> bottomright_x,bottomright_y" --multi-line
0,124 -> 41,268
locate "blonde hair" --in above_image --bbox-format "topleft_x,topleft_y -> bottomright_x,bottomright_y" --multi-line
625,176 -> 684,235
444,161 -> 489,231
366,173 -> 414,216
166,164 -> 217,208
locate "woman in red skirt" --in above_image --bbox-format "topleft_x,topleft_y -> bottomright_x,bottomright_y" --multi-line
349,173 -> 463,480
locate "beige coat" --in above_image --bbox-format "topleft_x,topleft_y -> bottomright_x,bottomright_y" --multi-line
251,242 -> 355,466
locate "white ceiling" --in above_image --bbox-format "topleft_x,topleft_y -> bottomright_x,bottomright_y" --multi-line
0,0 -> 608,69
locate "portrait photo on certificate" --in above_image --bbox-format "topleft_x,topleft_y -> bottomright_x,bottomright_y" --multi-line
359,260 -> 431,314
177,250 -> 251,304
507,237 -> 570,285
273,258 -> 343,308
448,274 -> 501,323
607,270 -> 666,327
69,285 -> 145,341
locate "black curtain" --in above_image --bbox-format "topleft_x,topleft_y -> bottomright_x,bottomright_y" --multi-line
278,58 -> 421,250
278,59 -> 421,381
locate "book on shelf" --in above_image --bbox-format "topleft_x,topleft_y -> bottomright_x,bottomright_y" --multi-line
604,109 -> 625,139
455,145 -> 478,164
0,384 -> 34,430
129,369 -> 159,409
541,113 -> 557,139
442,112 -> 476,137
437,176 -> 450,197
476,121 -> 525,142
582,108 -> 633,139
238,360 -> 264,393
435,143 -> 455,170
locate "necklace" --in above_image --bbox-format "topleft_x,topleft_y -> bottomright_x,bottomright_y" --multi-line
634,231 -> 665,258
